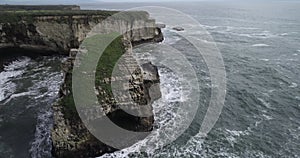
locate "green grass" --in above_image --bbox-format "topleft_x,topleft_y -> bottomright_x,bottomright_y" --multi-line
79,33 -> 125,101
0,5 -> 80,11
0,10 -> 117,23
61,33 -> 125,120
61,93 -> 77,121
95,35 -> 125,97
0,10 -> 149,23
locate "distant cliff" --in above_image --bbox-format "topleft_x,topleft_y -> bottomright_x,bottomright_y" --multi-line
0,5 -> 81,11
0,10 -> 163,54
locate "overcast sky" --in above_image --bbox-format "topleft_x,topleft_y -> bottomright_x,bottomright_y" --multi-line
0,0 -> 250,5
1,0 -> 297,5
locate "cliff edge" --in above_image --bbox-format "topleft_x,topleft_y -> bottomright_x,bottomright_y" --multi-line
0,7 -> 164,157
0,10 -> 163,54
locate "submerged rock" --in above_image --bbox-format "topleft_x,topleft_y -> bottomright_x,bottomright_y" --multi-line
156,23 -> 166,29
172,27 -> 185,31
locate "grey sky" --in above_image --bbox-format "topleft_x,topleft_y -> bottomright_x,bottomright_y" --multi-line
1,0 -> 296,5
1,0 -> 217,5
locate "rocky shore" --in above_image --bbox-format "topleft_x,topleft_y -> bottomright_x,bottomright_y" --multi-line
0,6 -> 164,157
52,46 -> 162,157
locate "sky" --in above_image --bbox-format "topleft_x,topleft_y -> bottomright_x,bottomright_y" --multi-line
0,0 -> 230,5
0,0 -> 297,5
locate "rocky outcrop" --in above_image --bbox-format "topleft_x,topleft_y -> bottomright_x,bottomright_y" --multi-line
0,8 -> 164,157
0,11 -> 163,54
52,46 -> 162,157
51,51 -> 115,157
45,11 -> 163,158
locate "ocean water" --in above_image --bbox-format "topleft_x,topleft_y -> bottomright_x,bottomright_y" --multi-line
0,1 -> 299,158
0,56 -> 63,158
85,2 -> 299,158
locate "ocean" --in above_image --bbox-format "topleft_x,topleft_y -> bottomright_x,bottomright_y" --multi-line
0,1 -> 299,157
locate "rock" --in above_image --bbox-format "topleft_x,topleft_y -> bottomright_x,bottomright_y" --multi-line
50,11 -> 163,158
156,23 -> 166,29
172,26 -> 185,31
0,11 -> 164,55
141,62 -> 160,82
141,62 -> 162,105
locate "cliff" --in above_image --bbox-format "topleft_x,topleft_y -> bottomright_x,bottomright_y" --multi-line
0,5 -> 81,11
0,10 -> 163,54
52,47 -> 161,157
0,8 -> 164,157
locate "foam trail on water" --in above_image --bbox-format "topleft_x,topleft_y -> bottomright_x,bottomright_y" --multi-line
252,44 -> 270,47
29,62 -> 63,158
0,57 -> 30,102
3,91 -> 37,105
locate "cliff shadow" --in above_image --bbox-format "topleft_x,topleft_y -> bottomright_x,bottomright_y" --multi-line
0,47 -> 65,71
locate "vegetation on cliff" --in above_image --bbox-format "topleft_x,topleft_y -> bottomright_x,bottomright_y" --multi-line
0,6 -> 163,156
0,10 -> 117,23
60,34 -> 125,121
0,5 -> 81,11
0,9 -> 151,23
53,34 -> 124,157
53,29 -> 161,156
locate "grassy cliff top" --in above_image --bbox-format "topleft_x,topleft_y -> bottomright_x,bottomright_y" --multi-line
0,5 -> 81,11
0,10 -> 117,23
0,9 -> 150,23
61,33 -> 125,120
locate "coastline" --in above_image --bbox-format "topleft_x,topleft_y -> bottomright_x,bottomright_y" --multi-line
0,5 -> 164,157
52,35 -> 163,157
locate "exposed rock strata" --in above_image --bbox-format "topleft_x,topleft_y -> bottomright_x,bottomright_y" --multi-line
0,9 -> 164,157
0,11 -> 163,54
49,13 -> 163,157
52,46 -> 162,158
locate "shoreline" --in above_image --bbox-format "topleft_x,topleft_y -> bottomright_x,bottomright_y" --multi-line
0,5 -> 164,157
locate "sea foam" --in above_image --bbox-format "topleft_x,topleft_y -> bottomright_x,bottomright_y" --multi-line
0,57 -> 30,102
252,44 -> 270,47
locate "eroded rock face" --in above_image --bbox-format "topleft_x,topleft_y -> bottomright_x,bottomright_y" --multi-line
52,48 -> 162,157
0,10 -> 163,157
50,14 -> 163,156
141,62 -> 161,105
0,12 -> 163,158
0,12 -> 164,54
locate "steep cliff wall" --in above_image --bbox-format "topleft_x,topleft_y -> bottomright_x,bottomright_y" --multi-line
0,11 -> 163,54
52,47 -> 161,157
0,10 -> 163,157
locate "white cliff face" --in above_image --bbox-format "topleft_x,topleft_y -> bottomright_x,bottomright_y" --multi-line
86,15 -> 162,44
0,12 -> 163,54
